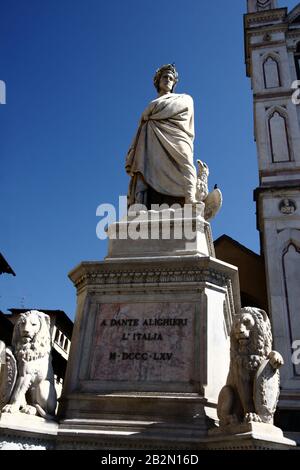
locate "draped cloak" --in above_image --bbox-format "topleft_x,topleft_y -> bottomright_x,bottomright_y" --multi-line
126,93 -> 197,205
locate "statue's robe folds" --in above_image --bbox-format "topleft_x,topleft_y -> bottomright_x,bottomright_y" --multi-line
126,93 -> 197,206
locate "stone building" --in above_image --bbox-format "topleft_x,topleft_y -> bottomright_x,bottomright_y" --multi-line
242,0 -> 300,428
214,235 -> 268,312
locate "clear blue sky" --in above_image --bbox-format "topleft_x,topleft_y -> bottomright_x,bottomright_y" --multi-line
0,0 -> 298,320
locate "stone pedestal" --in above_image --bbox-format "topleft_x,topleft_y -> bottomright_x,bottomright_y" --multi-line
207,422 -> 296,450
106,205 -> 214,260
57,208 -> 241,449
0,412 -> 58,450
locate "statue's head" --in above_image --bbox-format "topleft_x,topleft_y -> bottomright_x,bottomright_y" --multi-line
153,64 -> 179,93
12,310 -> 51,351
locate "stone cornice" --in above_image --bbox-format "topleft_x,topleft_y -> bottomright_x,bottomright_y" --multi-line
287,30 -> 300,41
253,89 -> 293,100
250,39 -> 286,50
68,257 -> 240,314
247,26 -> 287,36
254,183 -> 300,201
244,8 -> 287,29
70,261 -> 232,290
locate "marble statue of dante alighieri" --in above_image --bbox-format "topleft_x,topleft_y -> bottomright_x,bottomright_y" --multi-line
125,64 -> 198,207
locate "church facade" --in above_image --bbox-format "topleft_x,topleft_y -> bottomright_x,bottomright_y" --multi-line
244,0 -> 300,423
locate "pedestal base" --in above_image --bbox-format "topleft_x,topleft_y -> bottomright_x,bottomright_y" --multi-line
0,412 -> 58,450
58,211 -> 241,446
207,422 -> 296,450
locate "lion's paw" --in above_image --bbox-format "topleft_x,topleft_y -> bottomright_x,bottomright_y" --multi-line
269,351 -> 284,369
244,413 -> 262,423
2,404 -> 19,414
20,405 -> 37,416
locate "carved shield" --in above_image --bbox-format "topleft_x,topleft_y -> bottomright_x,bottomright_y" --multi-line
0,341 -> 5,364
254,359 -> 280,424
204,188 -> 223,221
0,346 -> 17,410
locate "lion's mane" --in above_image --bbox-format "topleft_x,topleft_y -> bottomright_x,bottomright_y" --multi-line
12,310 -> 52,362
230,307 -> 272,372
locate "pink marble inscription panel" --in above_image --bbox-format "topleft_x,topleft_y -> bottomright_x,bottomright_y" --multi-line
89,303 -> 195,383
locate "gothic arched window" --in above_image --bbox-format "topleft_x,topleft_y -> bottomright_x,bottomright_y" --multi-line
268,110 -> 291,162
263,56 -> 281,88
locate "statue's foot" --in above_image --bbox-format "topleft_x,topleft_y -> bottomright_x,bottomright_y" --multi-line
244,413 -> 262,423
20,405 -> 37,416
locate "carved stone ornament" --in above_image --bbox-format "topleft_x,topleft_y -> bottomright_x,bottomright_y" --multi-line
263,33 -> 272,42
0,440 -> 46,450
217,307 -> 284,427
257,0 -> 272,10
0,311 -> 57,420
279,198 -> 296,215
0,342 -> 17,411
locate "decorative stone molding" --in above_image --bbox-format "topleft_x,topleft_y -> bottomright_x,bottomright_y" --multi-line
0,428 -> 55,450
279,198 -> 297,214
73,265 -> 230,291
249,28 -> 287,37
0,440 -> 46,450
245,10 -> 287,28
254,90 -> 293,100
263,33 -> 272,42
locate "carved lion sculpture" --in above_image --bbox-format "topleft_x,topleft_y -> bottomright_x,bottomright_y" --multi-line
217,307 -> 284,426
1,310 -> 57,419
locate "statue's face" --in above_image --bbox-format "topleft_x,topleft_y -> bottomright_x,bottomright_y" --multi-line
19,313 -> 40,341
233,314 -> 255,343
159,71 -> 176,94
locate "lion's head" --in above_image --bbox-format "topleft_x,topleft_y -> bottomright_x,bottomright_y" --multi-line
12,310 -> 52,362
231,307 -> 273,369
